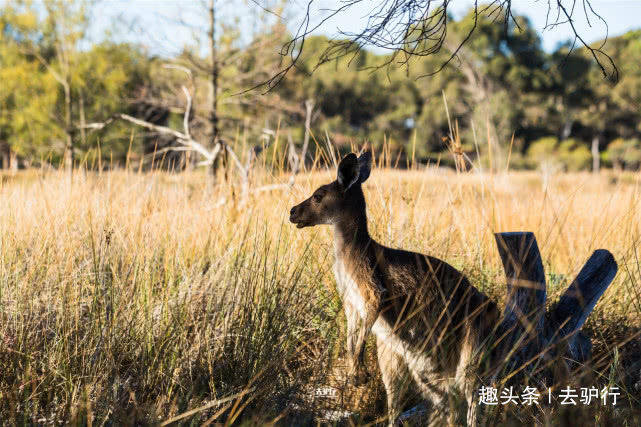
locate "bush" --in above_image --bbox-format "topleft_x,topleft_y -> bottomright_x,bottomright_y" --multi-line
527,136 -> 592,172
527,137 -> 562,172
558,139 -> 592,171
604,138 -> 641,170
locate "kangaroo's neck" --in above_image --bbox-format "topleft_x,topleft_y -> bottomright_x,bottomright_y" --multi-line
333,185 -> 372,256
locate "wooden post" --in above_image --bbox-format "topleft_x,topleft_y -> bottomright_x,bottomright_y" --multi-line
548,249 -> 617,361
494,232 -> 617,373
494,232 -> 547,370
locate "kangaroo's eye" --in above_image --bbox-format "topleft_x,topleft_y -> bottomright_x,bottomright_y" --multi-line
313,194 -> 323,203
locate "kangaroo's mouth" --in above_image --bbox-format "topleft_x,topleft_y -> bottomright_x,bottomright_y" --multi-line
291,219 -> 309,228
290,216 -> 310,228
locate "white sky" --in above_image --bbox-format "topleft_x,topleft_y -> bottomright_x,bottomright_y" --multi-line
90,0 -> 641,55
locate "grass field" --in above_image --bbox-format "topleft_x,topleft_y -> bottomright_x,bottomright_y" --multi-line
1,164 -> 641,424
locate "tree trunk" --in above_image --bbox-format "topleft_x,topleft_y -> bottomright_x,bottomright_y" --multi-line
9,149 -> 18,174
561,119 -> 573,140
591,135 -> 600,174
209,0 -> 226,179
63,83 -> 74,172
548,249 -> 617,362
493,232 -> 617,382
494,232 -> 547,374
0,143 -> 8,169
209,0 -> 219,146
299,99 -> 314,172
79,93 -> 86,148
287,132 -> 298,171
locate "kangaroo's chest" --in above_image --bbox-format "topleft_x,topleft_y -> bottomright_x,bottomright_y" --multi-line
333,258 -> 442,376
333,259 -> 368,318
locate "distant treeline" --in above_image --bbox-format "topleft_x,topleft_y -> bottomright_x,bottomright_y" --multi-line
1,2 -> 640,171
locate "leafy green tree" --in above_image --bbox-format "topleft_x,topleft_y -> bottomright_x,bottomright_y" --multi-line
276,35 -> 421,153
570,30 -> 641,172
0,3 -> 58,165
1,1 -> 152,168
39,0 -> 90,170
74,42 -> 150,163
0,0 -> 90,169
548,47 -> 593,141
411,6 -> 552,167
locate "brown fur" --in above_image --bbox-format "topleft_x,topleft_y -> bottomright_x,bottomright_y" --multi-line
290,152 -> 499,425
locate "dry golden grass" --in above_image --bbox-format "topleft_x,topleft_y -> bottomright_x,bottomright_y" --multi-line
1,165 -> 640,424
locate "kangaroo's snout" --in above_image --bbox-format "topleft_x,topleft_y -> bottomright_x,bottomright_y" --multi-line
289,202 -> 306,228
289,204 -> 299,222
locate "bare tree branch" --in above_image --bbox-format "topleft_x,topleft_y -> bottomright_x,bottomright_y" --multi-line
85,113 -> 215,162
550,0 -> 617,82
261,0 -> 617,89
181,85 -> 193,139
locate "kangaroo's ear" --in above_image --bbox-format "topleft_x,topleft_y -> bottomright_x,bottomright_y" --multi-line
337,153 -> 360,190
357,151 -> 372,183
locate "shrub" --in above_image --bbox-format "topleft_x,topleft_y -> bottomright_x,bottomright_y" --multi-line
527,136 -> 592,172
558,138 -> 592,171
527,136 -> 562,171
604,138 -> 641,170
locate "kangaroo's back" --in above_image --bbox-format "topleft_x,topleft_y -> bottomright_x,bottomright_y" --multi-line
374,244 -> 498,366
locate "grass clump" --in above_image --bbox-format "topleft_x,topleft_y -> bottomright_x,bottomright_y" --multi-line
0,165 -> 640,424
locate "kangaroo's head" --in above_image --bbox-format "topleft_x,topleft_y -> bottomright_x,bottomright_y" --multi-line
289,151 -> 372,228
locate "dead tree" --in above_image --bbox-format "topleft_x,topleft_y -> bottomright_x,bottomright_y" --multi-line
85,82 -> 297,200
547,249 -> 617,362
85,84 -> 220,168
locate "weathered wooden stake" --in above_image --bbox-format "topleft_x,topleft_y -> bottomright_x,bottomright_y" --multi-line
548,249 -> 617,361
494,232 -> 547,369
494,232 -> 618,372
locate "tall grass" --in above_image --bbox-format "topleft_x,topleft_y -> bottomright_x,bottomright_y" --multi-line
0,160 -> 640,424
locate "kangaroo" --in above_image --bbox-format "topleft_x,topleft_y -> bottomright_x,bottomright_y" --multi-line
289,151 -> 499,425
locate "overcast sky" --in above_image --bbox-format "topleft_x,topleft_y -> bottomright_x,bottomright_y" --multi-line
91,0 -> 640,55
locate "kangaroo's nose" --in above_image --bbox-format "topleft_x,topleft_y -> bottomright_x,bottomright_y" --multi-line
290,206 -> 296,216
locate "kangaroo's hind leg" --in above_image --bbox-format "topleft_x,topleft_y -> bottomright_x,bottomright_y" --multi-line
377,336 -> 413,426
405,356 -> 449,424
455,328 -> 484,426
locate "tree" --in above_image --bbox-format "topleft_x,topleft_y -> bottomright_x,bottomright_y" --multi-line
2,0 -> 90,171
438,8 -> 551,168
0,2 -> 59,167
574,32 -> 641,173
113,0 -> 295,172
74,42 -> 151,164
38,0 -> 89,171
1,0 -> 639,173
